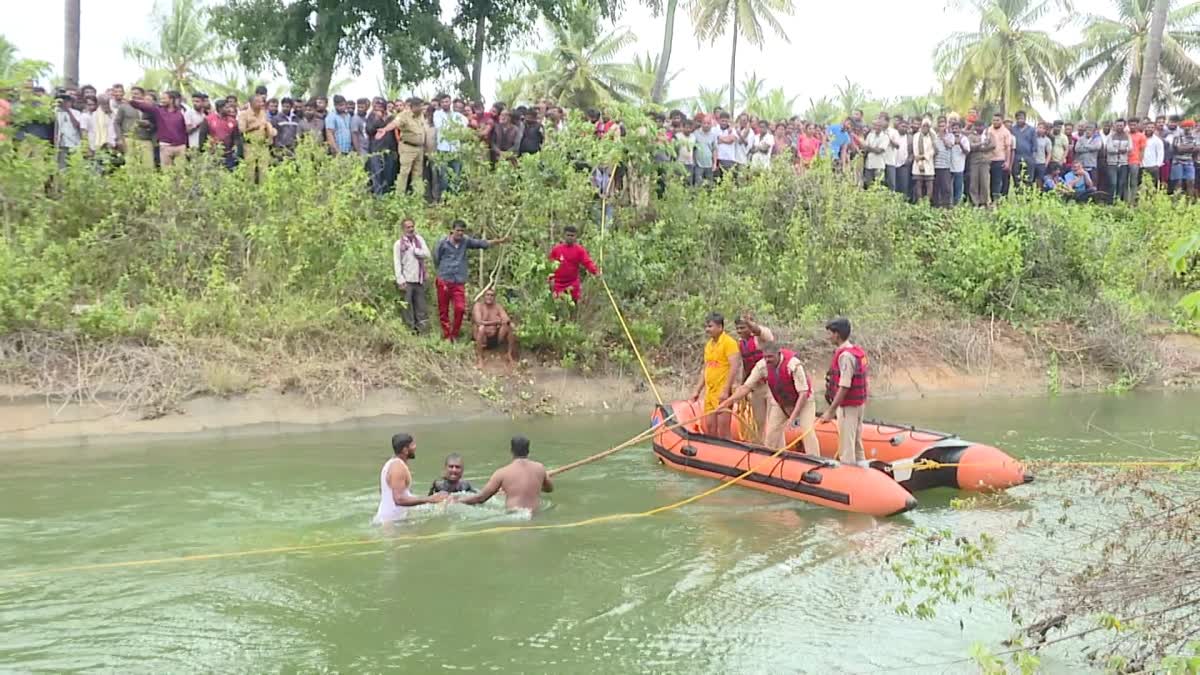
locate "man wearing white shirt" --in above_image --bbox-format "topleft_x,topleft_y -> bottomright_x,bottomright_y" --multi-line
863,118 -> 889,187
185,94 -> 207,150
893,118 -> 913,198
750,120 -> 773,169
1141,125 -> 1165,190
884,115 -> 904,191
715,113 -> 738,179
432,94 -> 468,201
733,115 -> 754,166
394,218 -> 432,334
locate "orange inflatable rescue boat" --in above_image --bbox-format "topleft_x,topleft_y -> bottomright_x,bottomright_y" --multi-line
776,414 -> 1032,492
652,401 -> 1032,517
652,401 -> 918,517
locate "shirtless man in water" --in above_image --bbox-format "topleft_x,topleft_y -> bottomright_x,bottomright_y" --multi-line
456,436 -> 553,513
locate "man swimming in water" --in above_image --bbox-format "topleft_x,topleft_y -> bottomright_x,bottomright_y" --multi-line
373,433 -> 447,525
456,436 -> 553,513
429,453 -> 476,494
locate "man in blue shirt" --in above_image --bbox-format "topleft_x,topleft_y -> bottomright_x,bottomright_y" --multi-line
1060,161 -> 1096,201
1012,110 -> 1038,186
826,118 -> 852,171
324,95 -> 353,155
433,220 -> 510,341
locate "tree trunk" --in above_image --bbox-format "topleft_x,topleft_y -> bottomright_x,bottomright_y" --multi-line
650,0 -> 678,104
1135,0 -> 1170,118
63,0 -> 80,88
307,8 -> 338,98
728,13 -> 738,112
309,62 -> 334,99
469,8 -> 488,101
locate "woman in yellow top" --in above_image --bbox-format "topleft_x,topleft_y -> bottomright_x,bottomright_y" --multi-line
691,312 -> 740,438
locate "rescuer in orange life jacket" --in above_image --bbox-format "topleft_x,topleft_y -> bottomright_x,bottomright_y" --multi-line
732,314 -> 775,443
717,340 -> 819,454
819,317 -> 870,466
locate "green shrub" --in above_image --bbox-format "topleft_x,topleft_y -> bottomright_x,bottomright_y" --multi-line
0,109 -> 1191,372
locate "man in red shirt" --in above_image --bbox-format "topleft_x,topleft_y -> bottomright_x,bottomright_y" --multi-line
548,225 -> 600,303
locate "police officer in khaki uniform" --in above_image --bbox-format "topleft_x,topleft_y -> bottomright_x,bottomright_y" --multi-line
376,97 -> 427,195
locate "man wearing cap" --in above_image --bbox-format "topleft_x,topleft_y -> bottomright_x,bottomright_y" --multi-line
819,318 -> 869,466
376,97 -> 428,195
717,341 -> 818,454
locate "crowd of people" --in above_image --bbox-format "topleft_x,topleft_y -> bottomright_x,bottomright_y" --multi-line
7,80 -> 1199,206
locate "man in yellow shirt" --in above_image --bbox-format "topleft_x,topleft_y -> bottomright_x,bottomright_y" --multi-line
691,312 -> 740,438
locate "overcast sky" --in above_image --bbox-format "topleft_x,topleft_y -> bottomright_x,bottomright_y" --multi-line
7,0 -> 1090,115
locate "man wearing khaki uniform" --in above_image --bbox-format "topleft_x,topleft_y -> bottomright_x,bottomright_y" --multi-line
378,97 -> 427,195
718,341 -> 819,455
237,95 -> 276,184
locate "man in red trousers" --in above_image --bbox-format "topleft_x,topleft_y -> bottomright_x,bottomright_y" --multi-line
433,220 -> 509,341
548,225 -> 601,302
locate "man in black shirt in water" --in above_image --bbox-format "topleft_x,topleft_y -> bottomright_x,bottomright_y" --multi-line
429,453 -> 475,494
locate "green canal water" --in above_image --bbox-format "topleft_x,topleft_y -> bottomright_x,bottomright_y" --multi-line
2,392 -> 1198,673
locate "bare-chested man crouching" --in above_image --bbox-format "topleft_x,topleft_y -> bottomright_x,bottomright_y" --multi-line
471,288 -> 517,368
456,436 -> 553,514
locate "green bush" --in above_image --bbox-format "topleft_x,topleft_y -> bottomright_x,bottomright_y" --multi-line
0,107 -> 1192,372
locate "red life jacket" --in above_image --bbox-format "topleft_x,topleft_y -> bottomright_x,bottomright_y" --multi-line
766,350 -> 812,413
738,336 -> 763,379
825,344 -> 868,407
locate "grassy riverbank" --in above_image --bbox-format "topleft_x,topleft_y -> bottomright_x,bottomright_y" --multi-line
1,117 -> 1198,424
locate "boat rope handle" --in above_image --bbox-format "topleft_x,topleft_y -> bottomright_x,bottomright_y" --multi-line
895,458 -> 1197,472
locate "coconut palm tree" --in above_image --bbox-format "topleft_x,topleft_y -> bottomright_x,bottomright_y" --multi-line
1137,0 -> 1171,116
0,35 -> 52,84
498,6 -> 640,110
122,0 -> 232,96
629,52 -> 686,109
802,96 -> 840,125
0,36 -> 16,79
64,0 -> 80,88
691,0 -> 794,112
693,85 -> 729,114
749,87 -> 797,120
736,71 -> 768,112
935,0 -> 1074,114
834,77 -> 870,118
893,91 -> 948,119
648,0 -> 681,104
1065,0 -> 1200,118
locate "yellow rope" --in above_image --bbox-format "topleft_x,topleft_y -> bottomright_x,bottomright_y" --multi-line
2,419 -> 814,581
600,276 -> 663,406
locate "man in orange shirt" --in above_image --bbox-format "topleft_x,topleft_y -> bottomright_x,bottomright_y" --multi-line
1128,119 -> 1148,203
986,112 -> 1014,199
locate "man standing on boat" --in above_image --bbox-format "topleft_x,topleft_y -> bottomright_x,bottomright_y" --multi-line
733,315 -> 774,443
373,433 -> 448,526
691,312 -> 740,438
717,341 -> 819,454
819,318 -> 869,467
